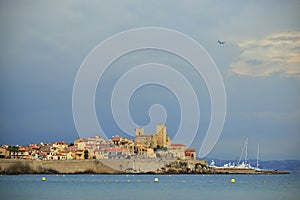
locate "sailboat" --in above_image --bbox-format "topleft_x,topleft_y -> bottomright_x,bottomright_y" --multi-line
209,138 -> 261,170
236,138 -> 252,169
255,143 -> 261,171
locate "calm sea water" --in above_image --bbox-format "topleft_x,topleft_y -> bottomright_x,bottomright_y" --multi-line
0,174 -> 299,200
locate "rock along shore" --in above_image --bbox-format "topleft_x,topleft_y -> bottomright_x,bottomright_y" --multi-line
0,159 -> 289,175
155,160 -> 289,174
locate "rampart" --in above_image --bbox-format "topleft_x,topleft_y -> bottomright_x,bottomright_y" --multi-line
0,159 -> 120,174
0,159 -> 288,174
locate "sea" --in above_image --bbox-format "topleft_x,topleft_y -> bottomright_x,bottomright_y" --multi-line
0,174 -> 299,200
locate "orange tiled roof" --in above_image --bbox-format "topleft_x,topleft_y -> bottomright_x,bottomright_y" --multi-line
18,147 -> 26,151
112,136 -> 120,142
54,142 -> 67,145
185,148 -> 196,152
120,139 -> 133,143
185,152 -> 191,156
29,144 -> 40,149
94,149 -> 104,153
171,144 -> 185,146
106,148 -> 123,152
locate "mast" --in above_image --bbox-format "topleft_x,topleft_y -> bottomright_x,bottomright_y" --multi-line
245,138 -> 248,164
238,138 -> 248,165
256,143 -> 259,169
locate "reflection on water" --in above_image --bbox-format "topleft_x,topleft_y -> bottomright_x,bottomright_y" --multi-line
0,174 -> 299,200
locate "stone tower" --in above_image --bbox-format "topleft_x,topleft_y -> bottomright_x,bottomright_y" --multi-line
156,124 -> 167,148
135,127 -> 144,136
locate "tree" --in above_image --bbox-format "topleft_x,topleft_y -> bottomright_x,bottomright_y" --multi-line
8,146 -> 19,159
84,150 -> 89,159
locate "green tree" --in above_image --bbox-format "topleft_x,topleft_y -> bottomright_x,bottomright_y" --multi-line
8,146 -> 19,159
84,150 -> 89,159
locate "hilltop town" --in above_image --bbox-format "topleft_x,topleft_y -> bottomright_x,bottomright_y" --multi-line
0,124 -> 290,175
0,124 -> 196,162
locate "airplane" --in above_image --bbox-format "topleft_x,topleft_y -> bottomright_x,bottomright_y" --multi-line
218,40 -> 225,45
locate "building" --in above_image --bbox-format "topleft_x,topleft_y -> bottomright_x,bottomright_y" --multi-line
168,144 -> 186,159
185,149 -> 196,160
93,149 -> 106,159
46,151 -> 67,160
0,146 -> 9,158
87,136 -> 106,146
107,147 -> 124,159
112,136 -> 135,154
75,150 -> 85,160
135,124 -> 171,149
74,138 -> 87,150
52,142 -> 68,151
134,145 -> 155,158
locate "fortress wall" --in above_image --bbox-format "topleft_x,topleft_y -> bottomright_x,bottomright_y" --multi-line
1,159 -> 284,174
0,159 -> 173,174
0,159 -> 120,174
98,158 -> 174,172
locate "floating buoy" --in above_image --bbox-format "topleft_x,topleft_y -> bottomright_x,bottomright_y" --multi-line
154,178 -> 159,182
230,178 -> 236,183
42,177 -> 46,181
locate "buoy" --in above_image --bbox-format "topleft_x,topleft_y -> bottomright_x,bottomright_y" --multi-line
230,178 -> 236,183
42,177 -> 46,181
154,178 -> 159,182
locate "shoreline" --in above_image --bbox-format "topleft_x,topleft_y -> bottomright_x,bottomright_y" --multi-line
0,159 -> 289,175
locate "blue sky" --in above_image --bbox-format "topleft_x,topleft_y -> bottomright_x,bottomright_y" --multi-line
0,1 -> 299,160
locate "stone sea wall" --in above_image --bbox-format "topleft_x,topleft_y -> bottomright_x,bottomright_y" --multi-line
100,158 -> 174,173
0,159 -> 289,174
0,159 -> 120,174
0,159 -> 175,174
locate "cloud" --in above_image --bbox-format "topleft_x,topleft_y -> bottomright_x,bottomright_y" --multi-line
229,32 -> 300,78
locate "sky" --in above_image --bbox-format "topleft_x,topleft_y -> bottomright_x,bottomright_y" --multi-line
0,0 -> 299,160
